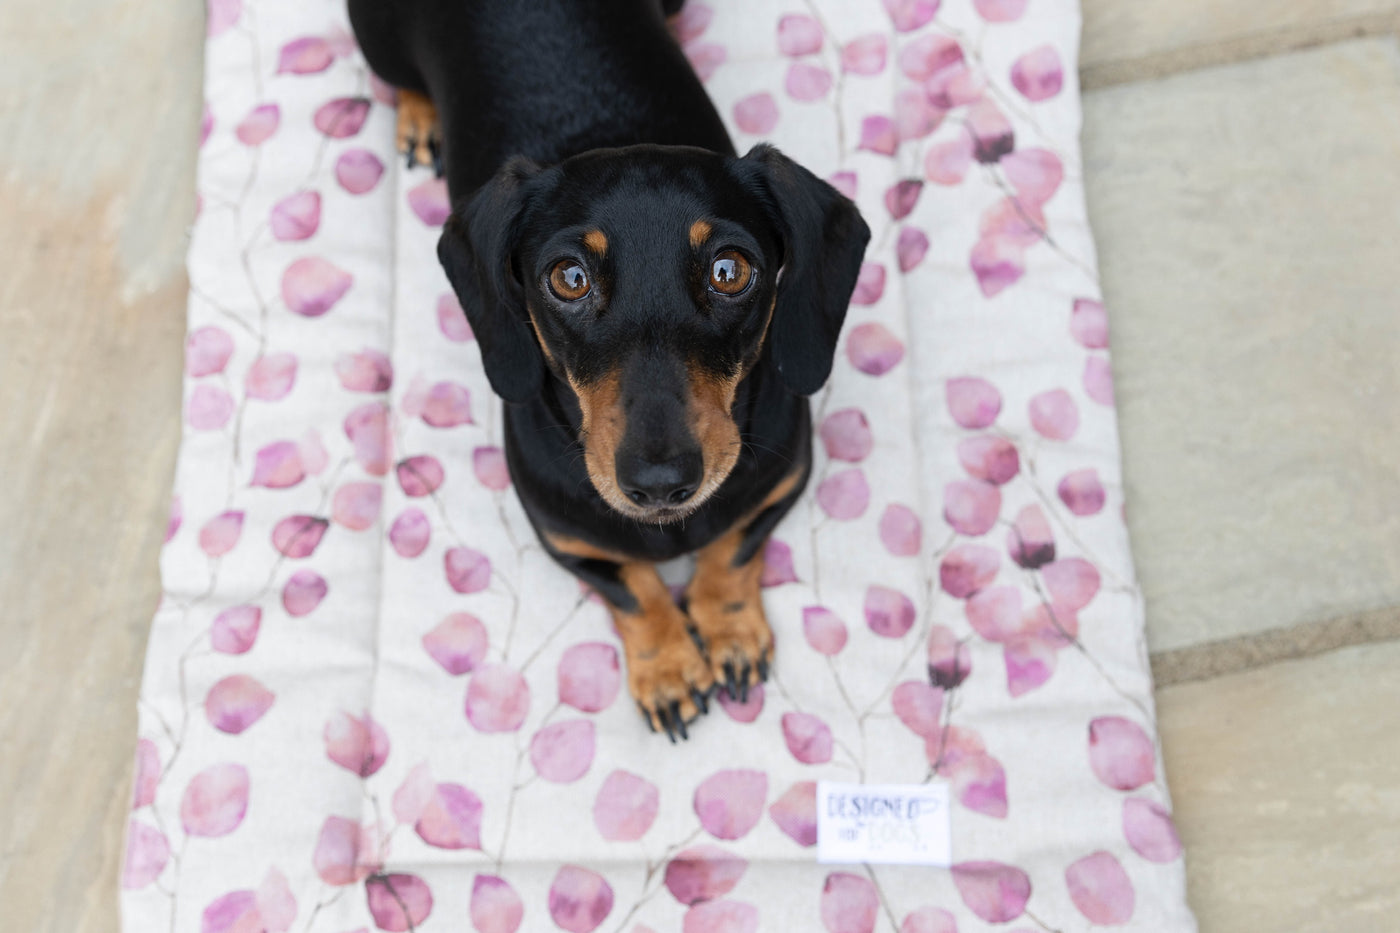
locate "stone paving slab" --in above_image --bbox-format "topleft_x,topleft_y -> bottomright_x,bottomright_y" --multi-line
0,0 -> 200,929
1081,37 -> 1400,655
1080,0 -> 1400,86
1158,640 -> 1400,932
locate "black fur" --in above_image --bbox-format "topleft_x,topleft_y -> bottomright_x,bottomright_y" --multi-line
348,0 -> 870,736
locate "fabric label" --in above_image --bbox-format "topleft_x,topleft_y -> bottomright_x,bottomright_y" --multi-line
816,781 -> 951,866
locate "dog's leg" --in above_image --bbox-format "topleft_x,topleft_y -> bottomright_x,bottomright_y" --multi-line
612,562 -> 718,740
685,467 -> 807,701
545,537 -> 715,741
395,88 -> 442,175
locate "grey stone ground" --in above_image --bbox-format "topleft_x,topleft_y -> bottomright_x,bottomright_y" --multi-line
2,2 -> 1398,930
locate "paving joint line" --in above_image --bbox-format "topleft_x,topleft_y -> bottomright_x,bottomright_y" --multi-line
1149,604 -> 1400,688
1080,10 -> 1400,90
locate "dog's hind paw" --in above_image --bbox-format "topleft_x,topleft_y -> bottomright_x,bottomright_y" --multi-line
396,88 -> 442,176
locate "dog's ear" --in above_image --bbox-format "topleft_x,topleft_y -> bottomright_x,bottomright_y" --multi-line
736,144 -> 871,396
437,157 -> 545,404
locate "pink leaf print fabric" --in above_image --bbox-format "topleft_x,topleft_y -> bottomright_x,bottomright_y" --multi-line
123,1 -> 1196,930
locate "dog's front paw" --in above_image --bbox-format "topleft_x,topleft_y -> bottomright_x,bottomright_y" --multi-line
690,600 -> 773,704
626,632 -> 716,743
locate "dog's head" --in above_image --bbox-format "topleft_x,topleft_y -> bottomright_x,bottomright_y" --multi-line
439,144 -> 870,522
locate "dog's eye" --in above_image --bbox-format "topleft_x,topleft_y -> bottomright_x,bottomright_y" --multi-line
547,260 -> 591,301
709,250 -> 753,296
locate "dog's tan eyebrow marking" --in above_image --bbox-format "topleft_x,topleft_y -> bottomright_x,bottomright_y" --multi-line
688,219 -> 712,250
583,229 -> 608,255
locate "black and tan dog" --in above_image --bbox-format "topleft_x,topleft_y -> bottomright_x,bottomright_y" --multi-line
348,0 -> 870,739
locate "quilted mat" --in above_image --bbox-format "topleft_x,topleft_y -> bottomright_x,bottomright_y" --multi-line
121,0 -> 1199,930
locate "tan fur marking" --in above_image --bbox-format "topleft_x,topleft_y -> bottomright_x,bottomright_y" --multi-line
686,527 -> 772,692
395,88 -> 440,169
613,563 -> 716,729
684,460 -> 805,692
688,219 -> 713,250
542,532 -> 631,565
583,229 -> 608,256
756,463 -> 805,515
525,308 -> 559,370
569,369 -> 632,514
685,363 -> 744,507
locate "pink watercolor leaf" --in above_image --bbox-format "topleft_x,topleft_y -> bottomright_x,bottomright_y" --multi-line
423,612 -> 488,675
802,606 -> 848,656
398,454 -> 446,497
892,681 -> 944,739
445,545 -> 491,594
1011,44 -> 1064,102
846,322 -> 905,376
269,191 -> 321,241
131,738 -> 160,809
950,860 -> 1031,923
816,468 -> 870,520
471,874 -> 524,933
365,874 -> 433,932
277,36 -> 333,74
694,770 -> 768,840
558,642 -> 621,712
251,441 -> 305,489
939,544 -> 1000,599
529,719 -> 596,783
313,97 -> 370,139
392,762 -> 436,827
945,376 -> 1002,428
205,674 -> 274,734
781,712 -> 834,764
388,508 -> 431,558
464,664 -> 530,732
664,844 -> 748,905
415,783 -> 484,850
282,256 -> 352,317
270,515 -> 329,559
821,871 -> 879,933
180,763 -> 249,837
281,569 -> 327,616
245,352 -> 298,401
199,510 -> 245,558
1088,717 -> 1156,791
121,819 -> 169,889
336,149 -> 384,195
1065,851 -> 1136,924
943,479 -> 1001,536
235,103 -> 280,146
768,781 -> 817,847
593,770 -> 660,842
331,482 -> 382,531
864,585 -> 916,638
548,865 -> 614,933
1123,797 -> 1183,863
324,711 -> 390,777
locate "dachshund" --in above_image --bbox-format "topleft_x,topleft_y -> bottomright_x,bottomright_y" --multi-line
347,0 -> 871,740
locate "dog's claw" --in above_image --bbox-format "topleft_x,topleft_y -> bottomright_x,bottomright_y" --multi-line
658,705 -> 678,744
739,662 -> 751,703
670,701 -> 688,741
756,657 -> 770,682
722,661 -> 738,700
691,687 -> 710,715
428,136 -> 444,178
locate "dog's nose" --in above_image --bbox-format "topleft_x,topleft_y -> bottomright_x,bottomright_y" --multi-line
616,449 -> 703,509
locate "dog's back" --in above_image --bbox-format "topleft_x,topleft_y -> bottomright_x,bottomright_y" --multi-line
348,0 -> 733,198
